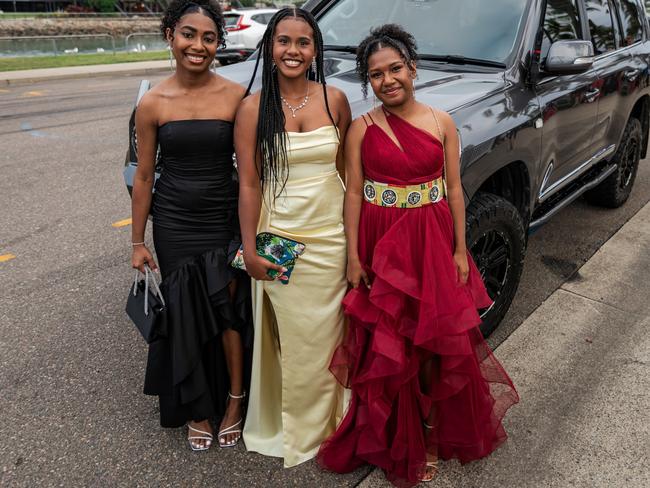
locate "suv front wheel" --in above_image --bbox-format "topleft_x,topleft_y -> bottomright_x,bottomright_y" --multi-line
466,192 -> 526,337
584,117 -> 642,208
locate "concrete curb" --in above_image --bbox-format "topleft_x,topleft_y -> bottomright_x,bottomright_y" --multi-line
1,60 -> 172,86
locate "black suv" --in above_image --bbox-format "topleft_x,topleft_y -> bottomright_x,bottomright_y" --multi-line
124,0 -> 650,336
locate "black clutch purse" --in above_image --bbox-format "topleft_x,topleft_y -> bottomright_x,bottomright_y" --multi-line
125,265 -> 166,343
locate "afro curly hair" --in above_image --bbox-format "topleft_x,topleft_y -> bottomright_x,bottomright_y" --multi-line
356,24 -> 418,98
160,0 -> 227,49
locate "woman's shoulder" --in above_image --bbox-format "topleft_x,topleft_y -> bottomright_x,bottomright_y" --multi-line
214,74 -> 247,99
424,105 -> 453,126
347,114 -> 371,141
235,91 -> 260,125
323,83 -> 348,104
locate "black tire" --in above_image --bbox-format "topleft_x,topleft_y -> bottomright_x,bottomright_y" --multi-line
584,117 -> 642,208
466,193 -> 526,337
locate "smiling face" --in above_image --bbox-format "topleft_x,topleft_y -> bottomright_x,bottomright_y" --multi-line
367,46 -> 416,107
167,11 -> 219,72
272,17 -> 316,79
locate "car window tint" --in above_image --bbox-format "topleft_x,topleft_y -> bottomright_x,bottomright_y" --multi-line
224,14 -> 241,27
585,0 -> 617,54
617,0 -> 643,45
251,14 -> 266,24
540,0 -> 582,63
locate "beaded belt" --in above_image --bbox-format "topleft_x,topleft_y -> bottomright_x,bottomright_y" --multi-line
363,177 -> 445,208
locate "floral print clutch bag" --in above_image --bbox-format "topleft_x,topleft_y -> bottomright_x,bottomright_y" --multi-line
231,232 -> 306,284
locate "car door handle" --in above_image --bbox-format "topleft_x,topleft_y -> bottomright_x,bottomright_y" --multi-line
624,69 -> 640,82
584,88 -> 600,103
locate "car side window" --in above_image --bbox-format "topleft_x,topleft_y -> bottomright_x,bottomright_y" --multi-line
585,0 -> 618,54
251,14 -> 265,25
540,0 -> 582,64
616,0 -> 643,45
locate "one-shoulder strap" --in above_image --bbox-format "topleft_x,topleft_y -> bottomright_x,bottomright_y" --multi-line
429,107 -> 445,144
429,106 -> 448,190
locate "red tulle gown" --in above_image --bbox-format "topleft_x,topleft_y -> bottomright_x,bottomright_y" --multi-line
317,110 -> 519,487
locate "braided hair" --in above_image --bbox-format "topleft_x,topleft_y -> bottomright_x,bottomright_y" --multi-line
160,0 -> 226,49
246,7 -> 336,200
356,24 -> 418,98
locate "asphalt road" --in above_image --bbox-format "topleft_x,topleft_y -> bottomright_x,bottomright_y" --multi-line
0,74 -> 648,486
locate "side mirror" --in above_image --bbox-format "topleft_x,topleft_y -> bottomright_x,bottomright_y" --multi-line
545,40 -> 594,75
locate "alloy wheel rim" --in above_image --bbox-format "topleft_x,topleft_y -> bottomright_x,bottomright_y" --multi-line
619,138 -> 638,189
471,229 -> 512,319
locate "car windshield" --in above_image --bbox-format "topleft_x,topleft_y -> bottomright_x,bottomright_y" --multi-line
317,0 -> 529,64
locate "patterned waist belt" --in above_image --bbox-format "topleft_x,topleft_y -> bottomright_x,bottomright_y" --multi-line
363,177 -> 445,208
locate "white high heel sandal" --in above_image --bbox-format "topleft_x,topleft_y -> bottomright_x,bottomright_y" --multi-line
218,391 -> 245,448
187,423 -> 213,451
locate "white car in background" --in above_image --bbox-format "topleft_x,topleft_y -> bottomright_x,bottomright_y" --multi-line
219,8 -> 278,65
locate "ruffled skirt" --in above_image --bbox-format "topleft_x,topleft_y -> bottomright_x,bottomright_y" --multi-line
144,233 -> 252,428
317,200 -> 518,487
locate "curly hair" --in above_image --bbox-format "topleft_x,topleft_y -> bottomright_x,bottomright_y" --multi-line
160,0 -> 226,49
356,24 -> 418,98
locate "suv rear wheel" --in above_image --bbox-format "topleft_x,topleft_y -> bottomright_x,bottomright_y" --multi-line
466,193 -> 526,337
584,117 -> 642,208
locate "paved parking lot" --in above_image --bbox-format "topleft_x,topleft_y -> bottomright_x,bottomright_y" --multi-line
0,74 -> 648,486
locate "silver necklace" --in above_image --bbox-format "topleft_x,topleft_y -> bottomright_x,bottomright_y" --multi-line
280,85 -> 310,118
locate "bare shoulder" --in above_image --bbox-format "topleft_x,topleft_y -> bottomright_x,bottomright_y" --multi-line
217,75 -> 247,99
432,107 -> 456,130
136,86 -> 164,121
325,84 -> 347,103
347,115 -> 368,141
235,91 -> 260,123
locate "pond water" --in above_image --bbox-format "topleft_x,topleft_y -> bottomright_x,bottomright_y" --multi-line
0,33 -> 166,57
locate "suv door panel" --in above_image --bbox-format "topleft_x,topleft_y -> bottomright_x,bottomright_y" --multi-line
535,0 -> 599,199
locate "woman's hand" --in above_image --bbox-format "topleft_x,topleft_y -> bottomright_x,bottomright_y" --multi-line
453,249 -> 469,285
244,253 -> 286,281
347,256 -> 370,289
131,245 -> 158,273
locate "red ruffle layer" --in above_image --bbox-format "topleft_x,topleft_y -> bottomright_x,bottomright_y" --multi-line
318,202 -> 519,487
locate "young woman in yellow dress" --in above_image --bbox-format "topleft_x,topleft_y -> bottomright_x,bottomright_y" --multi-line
234,7 -> 351,467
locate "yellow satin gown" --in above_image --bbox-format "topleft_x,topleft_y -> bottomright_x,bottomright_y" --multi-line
242,125 -> 348,467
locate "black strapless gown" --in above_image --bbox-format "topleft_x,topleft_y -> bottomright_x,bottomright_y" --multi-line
143,119 -> 252,428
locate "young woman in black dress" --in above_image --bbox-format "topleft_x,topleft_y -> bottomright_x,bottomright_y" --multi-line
130,0 -> 251,451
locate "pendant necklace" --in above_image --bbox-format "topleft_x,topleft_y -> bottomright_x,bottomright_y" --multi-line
280,84 -> 310,118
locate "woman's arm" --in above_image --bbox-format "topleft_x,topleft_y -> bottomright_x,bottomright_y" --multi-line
331,87 -> 352,182
234,96 -> 284,281
439,110 -> 469,284
131,93 -> 159,272
343,118 -> 370,288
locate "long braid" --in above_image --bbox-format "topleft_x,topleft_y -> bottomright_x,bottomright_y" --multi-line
246,7 -> 337,200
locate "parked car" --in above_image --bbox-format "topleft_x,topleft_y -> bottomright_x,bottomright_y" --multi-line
218,8 -> 278,65
124,0 -> 650,336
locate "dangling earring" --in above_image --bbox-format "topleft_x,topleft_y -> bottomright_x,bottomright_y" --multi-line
271,60 -> 277,72
168,43 -> 175,71
311,58 -> 317,73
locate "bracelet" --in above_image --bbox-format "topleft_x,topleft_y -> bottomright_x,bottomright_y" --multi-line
131,241 -> 145,247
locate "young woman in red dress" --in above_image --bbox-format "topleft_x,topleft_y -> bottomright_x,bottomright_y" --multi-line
317,24 -> 519,486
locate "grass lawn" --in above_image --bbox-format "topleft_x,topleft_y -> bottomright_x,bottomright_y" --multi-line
0,51 -> 168,72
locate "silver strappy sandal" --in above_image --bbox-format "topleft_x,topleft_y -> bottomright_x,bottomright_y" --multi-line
218,391 -> 245,448
187,423 -> 213,451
